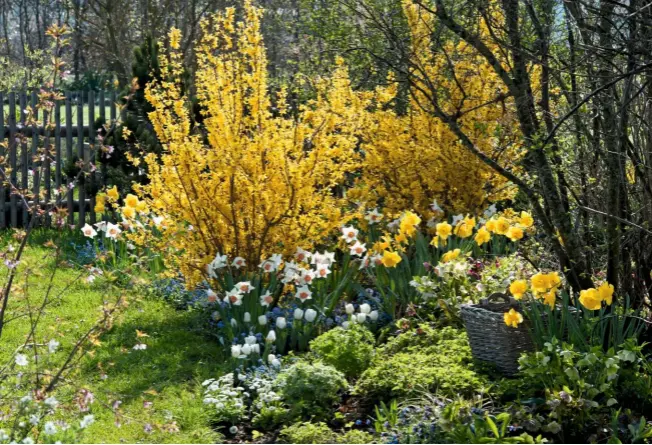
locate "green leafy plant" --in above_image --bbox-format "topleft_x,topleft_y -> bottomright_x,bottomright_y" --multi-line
310,324 -> 375,378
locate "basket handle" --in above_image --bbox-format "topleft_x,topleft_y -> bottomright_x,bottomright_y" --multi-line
480,292 -> 517,306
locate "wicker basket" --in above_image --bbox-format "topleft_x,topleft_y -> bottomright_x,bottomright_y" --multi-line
460,292 -> 534,376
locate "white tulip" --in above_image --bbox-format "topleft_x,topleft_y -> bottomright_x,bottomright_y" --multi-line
245,335 -> 257,345
342,321 -> 350,329
230,318 -> 238,328
369,310 -> 379,321
345,303 -> 355,314
294,308 -> 304,320
241,344 -> 252,356
266,330 -> 277,342
271,359 -> 281,368
231,345 -> 241,358
360,303 -> 371,314
356,313 -> 367,323
268,354 -> 276,364
304,308 -> 317,322
252,344 -> 260,354
276,317 -> 287,329
258,315 -> 267,326
243,312 -> 251,323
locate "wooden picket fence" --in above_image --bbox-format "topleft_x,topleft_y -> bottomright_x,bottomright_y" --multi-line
0,90 -> 118,229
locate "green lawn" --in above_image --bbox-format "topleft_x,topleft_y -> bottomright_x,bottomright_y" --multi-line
0,232 -> 226,443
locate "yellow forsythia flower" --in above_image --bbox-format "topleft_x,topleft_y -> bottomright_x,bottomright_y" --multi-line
381,250 -> 402,268
509,280 -> 528,300
504,308 -> 523,328
440,248 -> 460,263
474,226 -> 491,246
122,206 -> 136,219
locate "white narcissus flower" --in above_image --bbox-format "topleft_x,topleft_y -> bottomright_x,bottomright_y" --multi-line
224,288 -> 243,306
349,241 -> 366,257
365,208 -> 383,224
315,263 -> 331,278
81,223 -> 97,238
94,221 -> 107,232
293,308 -> 304,320
235,281 -> 254,293
295,247 -> 312,263
345,304 -> 355,314
312,251 -> 336,266
304,309 -> 317,322
369,310 -> 379,321
452,214 -> 464,225
299,269 -> 316,285
231,257 -> 246,269
105,222 -> 121,239
431,199 -> 443,213
276,317 -> 287,329
295,286 -> 312,302
231,345 -> 241,358
266,330 -> 276,342
341,226 -> 359,243
206,289 -> 218,303
258,315 -> 267,326
260,291 -> 273,307
360,303 -> 371,314
210,253 -> 228,269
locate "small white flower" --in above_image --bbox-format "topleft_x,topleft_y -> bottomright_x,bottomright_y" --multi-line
299,269 -> 316,285
15,353 -> 28,367
359,303 -> 371,314
230,318 -> 238,328
268,354 -> 276,364
295,285 -> 312,302
44,396 -> 59,409
231,345 -> 241,358
294,308 -> 304,320
341,226 -> 359,243
266,330 -> 276,342
259,257 -> 279,273
304,308 -> 317,323
345,304 -> 355,315
81,223 -> 97,238
312,251 -> 336,266
48,339 -> 60,353
369,310 -> 379,321
224,288 -> 243,306
342,321 -> 350,329
451,214 -> 464,225
431,199 -> 443,213
356,313 -> 367,323
315,263 -> 331,278
271,358 -> 281,368
44,422 -> 57,435
241,344 -> 252,356
231,257 -> 246,269
276,317 -> 287,329
258,315 -> 268,326
349,241 -> 367,257
365,208 -> 383,224
251,344 -> 260,354
132,343 -> 147,350
79,414 -> 95,429
243,312 -> 251,323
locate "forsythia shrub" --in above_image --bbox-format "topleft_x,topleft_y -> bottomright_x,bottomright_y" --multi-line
349,0 -> 522,218
138,1 -> 365,286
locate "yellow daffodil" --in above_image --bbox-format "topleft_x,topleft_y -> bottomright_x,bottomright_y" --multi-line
440,248 -> 460,263
509,280 -> 528,300
504,308 -> 523,328
494,217 -> 510,235
122,206 -> 136,219
485,218 -> 497,233
543,290 -> 556,308
519,211 -> 534,228
125,194 -> 139,208
107,186 -> 119,200
579,288 -> 602,310
506,226 -> 524,242
381,250 -> 402,268
474,226 -> 491,246
597,282 -> 614,305
436,222 -> 452,240
454,216 -> 475,238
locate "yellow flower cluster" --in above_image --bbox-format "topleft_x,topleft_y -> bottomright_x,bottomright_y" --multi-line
376,211 -> 423,268
348,0 -> 522,218
579,283 -> 614,310
138,2 -> 363,287
507,271 -> 561,310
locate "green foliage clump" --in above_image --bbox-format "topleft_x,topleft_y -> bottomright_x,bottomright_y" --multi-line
355,326 -> 486,401
310,324 -> 375,378
279,421 -> 374,444
276,361 -> 347,420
